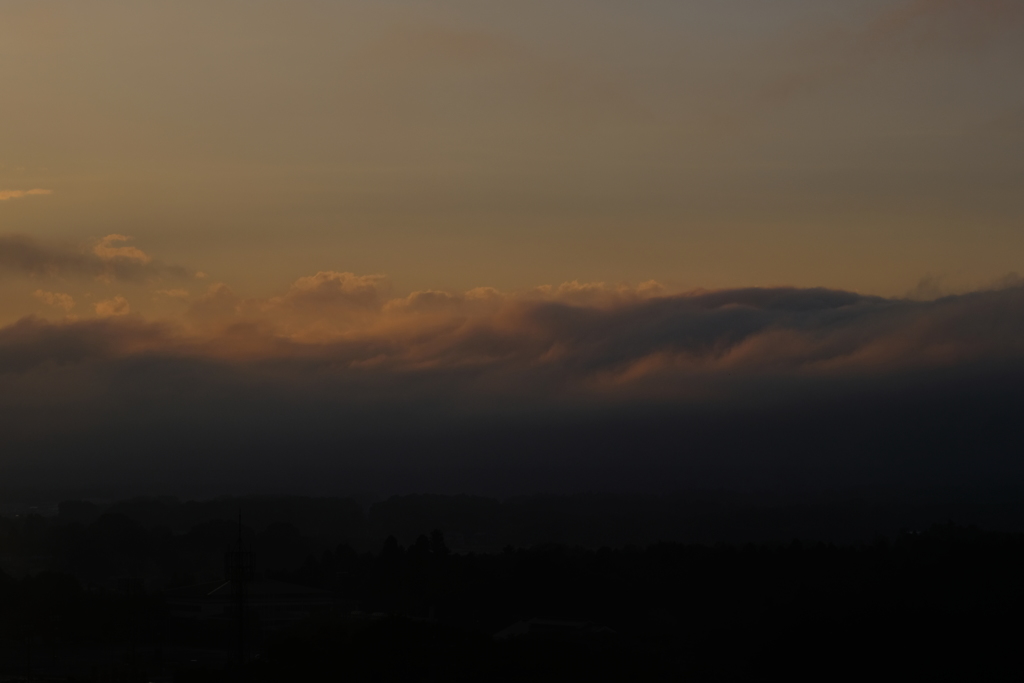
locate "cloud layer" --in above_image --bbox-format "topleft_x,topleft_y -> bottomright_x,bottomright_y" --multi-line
162,276 -> 1024,393
6,270 -> 1024,404
3,235 -> 1024,495
2,272 -> 1024,496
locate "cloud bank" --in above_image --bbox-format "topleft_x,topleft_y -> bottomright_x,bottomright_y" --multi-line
2,269 -> 1024,496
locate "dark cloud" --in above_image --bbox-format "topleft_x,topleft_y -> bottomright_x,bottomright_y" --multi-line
2,284 -> 1024,497
0,233 -> 190,283
0,316 -> 172,375
3,283 -> 1024,394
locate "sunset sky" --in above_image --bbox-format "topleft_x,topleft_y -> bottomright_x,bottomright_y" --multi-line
2,0 -> 1024,496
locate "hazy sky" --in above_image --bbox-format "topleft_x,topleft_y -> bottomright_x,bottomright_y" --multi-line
3,0 -> 1023,322
3,1 -> 1024,496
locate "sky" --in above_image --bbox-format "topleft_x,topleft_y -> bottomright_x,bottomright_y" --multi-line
2,0 -> 1024,497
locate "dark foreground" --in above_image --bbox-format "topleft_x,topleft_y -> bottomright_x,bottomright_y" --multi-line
0,498 -> 1023,680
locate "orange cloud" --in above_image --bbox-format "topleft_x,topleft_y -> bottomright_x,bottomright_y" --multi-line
529,279 -> 666,307
92,234 -> 152,264
3,274 -> 1024,496
0,233 -> 189,283
0,189 -> 52,201
156,288 -> 190,299
33,289 -> 75,312
7,262 -> 1024,405
3,286 -> 1024,495
94,296 -> 130,317
271,271 -> 389,310
167,279 -> 1024,385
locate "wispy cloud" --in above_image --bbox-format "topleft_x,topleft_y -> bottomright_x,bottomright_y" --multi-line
33,289 -> 75,312
93,234 -> 152,264
156,288 -> 190,299
0,189 -> 52,201
94,296 -> 131,317
759,0 -> 1024,103
0,233 -> 189,282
